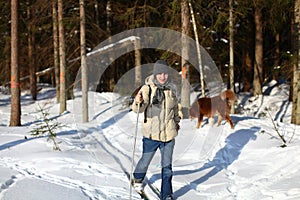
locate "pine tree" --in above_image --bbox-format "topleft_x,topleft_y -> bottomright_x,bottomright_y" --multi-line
30,104 -> 63,151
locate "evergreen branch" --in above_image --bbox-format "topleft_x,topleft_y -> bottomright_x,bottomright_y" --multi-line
30,103 -> 63,151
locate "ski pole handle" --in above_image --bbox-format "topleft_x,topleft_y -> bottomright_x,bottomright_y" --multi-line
135,91 -> 143,104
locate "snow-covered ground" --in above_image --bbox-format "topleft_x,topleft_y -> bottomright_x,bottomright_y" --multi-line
0,81 -> 299,200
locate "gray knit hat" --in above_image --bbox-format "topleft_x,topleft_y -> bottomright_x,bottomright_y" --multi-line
153,60 -> 169,75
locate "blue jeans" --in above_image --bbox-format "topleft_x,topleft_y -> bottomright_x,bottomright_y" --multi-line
133,137 -> 175,200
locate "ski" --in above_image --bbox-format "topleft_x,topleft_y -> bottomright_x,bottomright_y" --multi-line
125,172 -> 151,200
136,190 -> 150,200
145,178 -> 160,199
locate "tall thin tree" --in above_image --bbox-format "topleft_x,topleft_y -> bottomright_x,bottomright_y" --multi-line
58,0 -> 67,113
80,0 -> 88,122
27,0 -> 37,100
181,0 -> 190,118
253,1 -> 263,96
10,0 -> 21,126
106,0 -> 116,91
134,39 -> 142,88
292,0 -> 300,124
52,0 -> 60,103
189,0 -> 205,97
229,0 -> 235,113
94,0 -> 100,27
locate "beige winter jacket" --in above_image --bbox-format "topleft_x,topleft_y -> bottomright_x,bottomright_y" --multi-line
132,75 -> 181,142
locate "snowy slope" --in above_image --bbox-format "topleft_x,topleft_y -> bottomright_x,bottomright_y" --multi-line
0,81 -> 299,200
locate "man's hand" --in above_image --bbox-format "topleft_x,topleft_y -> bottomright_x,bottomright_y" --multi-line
135,91 -> 143,104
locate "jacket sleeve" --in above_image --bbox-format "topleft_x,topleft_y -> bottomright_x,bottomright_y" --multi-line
173,99 -> 181,124
131,85 -> 150,113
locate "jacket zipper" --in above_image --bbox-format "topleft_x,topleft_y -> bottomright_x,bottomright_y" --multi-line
163,92 -> 167,142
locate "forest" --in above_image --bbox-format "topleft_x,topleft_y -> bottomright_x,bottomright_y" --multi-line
1,0 -> 300,125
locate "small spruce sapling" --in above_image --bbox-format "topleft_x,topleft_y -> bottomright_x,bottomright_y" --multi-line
266,108 -> 287,148
30,104 -> 63,151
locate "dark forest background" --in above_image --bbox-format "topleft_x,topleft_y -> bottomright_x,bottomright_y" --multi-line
4,0 -> 300,126
0,0 -> 294,92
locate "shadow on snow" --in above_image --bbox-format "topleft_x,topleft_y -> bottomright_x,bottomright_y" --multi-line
0,129 -> 77,151
148,126 -> 259,198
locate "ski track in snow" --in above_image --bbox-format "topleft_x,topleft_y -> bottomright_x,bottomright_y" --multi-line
0,157 -> 133,200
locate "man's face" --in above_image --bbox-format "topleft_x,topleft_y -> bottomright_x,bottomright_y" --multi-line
155,73 -> 169,85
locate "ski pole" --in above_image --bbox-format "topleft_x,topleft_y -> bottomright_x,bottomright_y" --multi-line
130,102 -> 140,200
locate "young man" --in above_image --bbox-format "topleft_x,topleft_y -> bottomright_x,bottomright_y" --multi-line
131,60 -> 181,200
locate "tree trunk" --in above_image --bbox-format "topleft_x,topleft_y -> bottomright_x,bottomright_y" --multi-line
52,0 -> 60,103
27,0 -> 37,101
106,0 -> 115,91
253,5 -> 263,96
10,0 -> 21,126
189,0 -> 205,97
4,36 -> 10,85
80,0 -> 88,122
134,39 -> 142,88
58,0 -> 67,113
229,0 -> 235,113
290,3 -> 295,102
181,0 -> 190,119
94,0 -> 100,27
242,50 -> 252,92
273,33 -> 280,81
292,0 -> 300,124
106,0 -> 111,34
